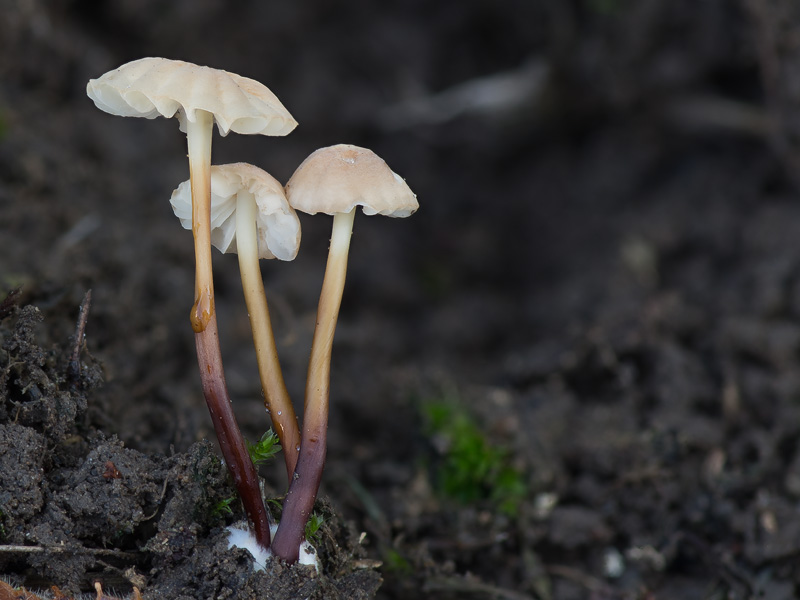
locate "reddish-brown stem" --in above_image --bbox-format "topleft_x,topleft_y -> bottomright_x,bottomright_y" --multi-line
195,314 -> 272,549
269,424 -> 327,562
272,209 -> 354,563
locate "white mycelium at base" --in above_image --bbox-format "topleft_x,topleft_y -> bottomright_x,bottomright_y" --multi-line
227,524 -> 320,572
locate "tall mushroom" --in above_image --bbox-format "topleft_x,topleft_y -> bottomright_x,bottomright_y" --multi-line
271,144 -> 418,562
171,162 -> 302,480
87,58 -> 297,549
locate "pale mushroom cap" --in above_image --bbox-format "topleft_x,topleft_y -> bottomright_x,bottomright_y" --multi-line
87,57 -> 297,137
170,163 -> 301,261
285,144 -> 418,217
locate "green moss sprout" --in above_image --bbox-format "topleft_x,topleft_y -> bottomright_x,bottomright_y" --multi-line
246,430 -> 282,467
423,398 -> 527,516
213,496 -> 236,517
303,513 -> 325,545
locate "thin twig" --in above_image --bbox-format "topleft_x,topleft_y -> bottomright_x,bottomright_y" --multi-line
67,290 -> 92,383
0,545 -> 139,560
141,477 -> 170,522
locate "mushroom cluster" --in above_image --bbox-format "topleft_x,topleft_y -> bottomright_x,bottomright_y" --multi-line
87,58 -> 418,566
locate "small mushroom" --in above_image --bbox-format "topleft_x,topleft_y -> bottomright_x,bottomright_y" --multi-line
271,144 -> 418,562
87,58 -> 296,550
171,162 -> 301,479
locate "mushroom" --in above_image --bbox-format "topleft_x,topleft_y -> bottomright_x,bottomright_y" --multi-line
171,162 -> 301,479
87,58 -> 297,549
271,144 -> 418,562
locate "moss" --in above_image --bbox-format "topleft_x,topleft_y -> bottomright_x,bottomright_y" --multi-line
212,496 -> 236,518
422,397 -> 527,517
246,429 -> 281,467
382,548 -> 412,575
304,512 -> 324,545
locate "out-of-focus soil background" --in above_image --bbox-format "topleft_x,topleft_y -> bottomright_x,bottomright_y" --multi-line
4,0 -> 800,598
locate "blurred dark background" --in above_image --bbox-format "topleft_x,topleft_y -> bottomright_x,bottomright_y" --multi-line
4,1 -> 800,596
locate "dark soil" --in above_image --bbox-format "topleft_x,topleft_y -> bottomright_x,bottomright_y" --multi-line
3,1 -> 800,599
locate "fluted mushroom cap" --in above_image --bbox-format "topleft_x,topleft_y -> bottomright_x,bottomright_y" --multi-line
285,144 -> 418,217
87,57 -> 297,136
170,163 -> 301,260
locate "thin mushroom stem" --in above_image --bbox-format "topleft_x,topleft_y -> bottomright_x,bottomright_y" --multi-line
235,190 -> 301,481
194,315 -> 272,548
272,208 -> 355,563
186,112 -> 272,549
186,111 -> 216,334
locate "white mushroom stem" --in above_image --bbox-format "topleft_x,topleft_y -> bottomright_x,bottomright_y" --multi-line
304,208 -> 355,434
271,208 -> 355,563
235,190 -> 301,479
186,110 -> 216,333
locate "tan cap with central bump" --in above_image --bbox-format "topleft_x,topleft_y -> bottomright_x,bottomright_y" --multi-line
285,144 -> 418,217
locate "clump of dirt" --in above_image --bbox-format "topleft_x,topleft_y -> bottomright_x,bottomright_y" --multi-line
0,297 -> 381,598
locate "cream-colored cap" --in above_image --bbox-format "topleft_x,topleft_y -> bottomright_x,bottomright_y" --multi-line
87,57 -> 297,136
170,163 -> 301,260
285,144 -> 418,217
